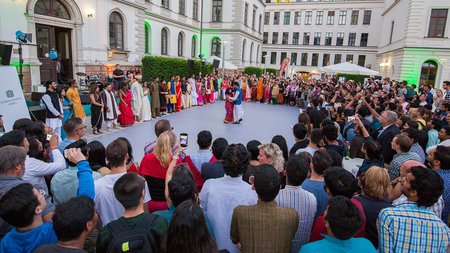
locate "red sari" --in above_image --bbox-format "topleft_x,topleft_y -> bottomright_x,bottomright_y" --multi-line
175,82 -> 182,111
224,94 -> 234,123
118,89 -> 134,127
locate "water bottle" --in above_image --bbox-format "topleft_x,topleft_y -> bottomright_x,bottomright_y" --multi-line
40,99 -> 45,109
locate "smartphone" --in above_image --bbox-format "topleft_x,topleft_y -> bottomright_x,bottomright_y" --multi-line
348,116 -> 356,122
358,100 -> 362,104
180,133 -> 188,147
46,134 -> 52,141
299,108 -> 303,113
64,149 -> 68,158
325,106 -> 333,111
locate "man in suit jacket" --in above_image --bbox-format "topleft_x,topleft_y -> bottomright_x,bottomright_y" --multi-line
375,110 -> 400,165
230,164 -> 299,253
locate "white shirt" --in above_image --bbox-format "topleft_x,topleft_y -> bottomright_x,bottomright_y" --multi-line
426,139 -> 450,154
199,175 -> 257,253
295,146 -> 318,156
23,149 -> 66,191
94,173 -> 151,226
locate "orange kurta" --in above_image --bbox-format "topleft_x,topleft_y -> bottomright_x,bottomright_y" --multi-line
66,87 -> 86,119
256,78 -> 264,100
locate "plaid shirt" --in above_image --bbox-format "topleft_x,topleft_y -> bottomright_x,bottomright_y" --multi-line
388,152 -> 421,180
378,202 -> 450,253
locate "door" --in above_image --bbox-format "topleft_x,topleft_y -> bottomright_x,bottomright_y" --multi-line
36,24 -> 56,82
55,27 -> 72,82
419,60 -> 438,87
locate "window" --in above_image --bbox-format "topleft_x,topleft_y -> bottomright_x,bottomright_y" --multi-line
263,32 -> 268,44
193,0 -> 198,20
252,8 -> 257,29
177,33 -> 184,56
428,9 -> 448,37
161,28 -> 168,55
272,32 -> 278,44
282,32 -> 289,44
211,38 -> 221,57
191,36 -> 197,58
336,32 -> 344,46
348,33 -> 356,46
179,0 -> 185,15
34,0 -> 70,19
303,32 -> 310,45
244,3 -> 248,26
161,0 -> 169,8
327,11 -> 334,25
305,11 -> 312,25
262,51 -> 267,64
314,32 -> 321,45
390,21 -> 395,44
339,11 -> 347,25
109,12 -> 124,50
284,12 -> 291,25
363,10 -> 372,25
360,33 -> 368,47
145,24 -> 150,54
334,54 -> 341,64
325,32 -> 332,45
351,10 -> 358,25
242,41 -> 246,61
291,53 -> 298,65
292,32 -> 299,45
323,54 -> 330,66
294,11 -> 301,25
212,0 -> 222,22
280,52 -> 287,65
311,53 -> 319,66
264,12 -> 270,24
274,12 -> 280,25
346,54 -> 353,63
358,55 -> 366,67
259,15 -> 262,33
301,53 -> 308,66
316,11 -> 323,25
270,52 -> 277,64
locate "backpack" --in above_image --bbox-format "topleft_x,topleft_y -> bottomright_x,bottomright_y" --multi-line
106,214 -> 158,253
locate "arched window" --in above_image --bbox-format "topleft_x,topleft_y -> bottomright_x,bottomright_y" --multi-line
34,0 -> 70,19
419,60 -> 438,87
178,32 -> 184,57
109,12 -> 124,50
161,28 -> 168,55
191,36 -> 197,58
145,23 -> 151,54
211,38 -> 221,57
250,42 -> 254,63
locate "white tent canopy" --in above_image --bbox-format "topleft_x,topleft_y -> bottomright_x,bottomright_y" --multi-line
205,56 -> 239,70
319,62 -> 379,75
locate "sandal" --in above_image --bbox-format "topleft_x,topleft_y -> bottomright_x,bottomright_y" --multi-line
93,129 -> 99,135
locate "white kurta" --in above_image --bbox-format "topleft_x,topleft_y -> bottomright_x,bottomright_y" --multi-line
189,78 -> 198,106
130,81 -> 143,117
141,89 -> 152,121
41,94 -> 63,137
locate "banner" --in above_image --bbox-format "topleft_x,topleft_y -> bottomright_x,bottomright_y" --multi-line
279,57 -> 290,77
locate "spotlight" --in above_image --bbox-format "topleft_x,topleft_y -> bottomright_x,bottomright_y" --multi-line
15,30 -> 32,43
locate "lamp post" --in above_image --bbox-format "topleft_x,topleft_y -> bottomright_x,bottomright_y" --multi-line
220,41 -> 228,82
263,54 -> 269,77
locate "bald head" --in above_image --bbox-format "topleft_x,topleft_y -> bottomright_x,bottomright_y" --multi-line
154,120 -> 171,137
399,160 -> 425,177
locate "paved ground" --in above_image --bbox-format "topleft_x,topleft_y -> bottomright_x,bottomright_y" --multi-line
86,101 -> 301,163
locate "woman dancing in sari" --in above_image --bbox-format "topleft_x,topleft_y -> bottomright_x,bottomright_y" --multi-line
197,79 -> 204,106
175,76 -> 182,111
118,81 -> 134,127
224,87 -> 234,124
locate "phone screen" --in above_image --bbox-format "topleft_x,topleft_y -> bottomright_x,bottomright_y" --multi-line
180,133 -> 188,147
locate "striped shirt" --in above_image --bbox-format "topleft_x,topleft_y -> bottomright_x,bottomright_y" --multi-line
276,185 -> 317,253
377,201 -> 450,253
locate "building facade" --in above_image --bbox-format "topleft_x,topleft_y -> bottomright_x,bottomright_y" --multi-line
262,0 -> 385,74
0,0 -> 264,92
377,0 -> 450,89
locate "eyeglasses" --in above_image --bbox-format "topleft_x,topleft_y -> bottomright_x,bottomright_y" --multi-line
76,126 -> 87,131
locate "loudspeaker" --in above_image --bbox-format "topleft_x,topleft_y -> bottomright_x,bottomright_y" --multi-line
0,44 -> 13,66
187,59 -> 195,72
212,59 -> 220,68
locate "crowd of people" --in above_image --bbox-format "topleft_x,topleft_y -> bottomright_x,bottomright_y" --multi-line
0,72 -> 450,253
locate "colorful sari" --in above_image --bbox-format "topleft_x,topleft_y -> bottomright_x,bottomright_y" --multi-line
245,82 -> 252,101
118,89 -> 134,127
197,82 -> 204,106
256,79 -> 264,101
224,95 -> 234,123
264,84 -> 271,102
175,82 -> 182,111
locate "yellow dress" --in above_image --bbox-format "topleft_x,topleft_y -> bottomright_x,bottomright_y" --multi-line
66,87 -> 86,119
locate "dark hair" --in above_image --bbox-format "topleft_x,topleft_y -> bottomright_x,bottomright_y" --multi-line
211,138 -> 228,160
312,150 -> 332,175
155,120 -> 171,137
161,200 -> 218,253
113,173 -> 146,209
271,135 -> 289,162
394,134 -> 412,153
12,118 -> 33,132
222,144 -> 249,177
434,146 -> 450,170
405,120 -> 419,130
168,176 -> 197,207
106,139 -> 129,168
443,126 -> 450,136
64,140 -> 89,167
286,156 -> 309,186
431,119 -> 443,131
0,183 -> 39,228
44,80 -> 53,88
363,140 -> 382,160
120,80 -> 129,90
254,164 -> 280,202
310,129 -> 322,145
0,130 -> 26,148
409,166 -> 444,207
118,137 -> 134,164
325,196 -> 363,240
25,121 -> 46,144
52,196 -> 95,242
327,150 -> 343,167
293,124 -> 307,140
27,137 -> 44,160
323,124 -> 338,141
402,127 -> 419,143
197,130 -> 213,149
63,117 -> 84,135
323,166 -> 357,198
68,79 -> 76,87
87,141 -> 106,171
246,140 -> 262,161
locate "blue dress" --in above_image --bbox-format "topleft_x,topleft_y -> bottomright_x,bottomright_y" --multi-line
61,98 -> 72,140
